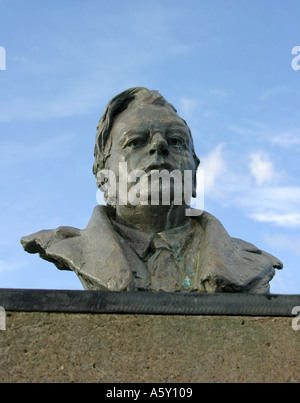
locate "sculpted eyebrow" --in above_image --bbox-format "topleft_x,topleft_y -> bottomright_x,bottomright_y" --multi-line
166,126 -> 189,138
119,131 -> 147,146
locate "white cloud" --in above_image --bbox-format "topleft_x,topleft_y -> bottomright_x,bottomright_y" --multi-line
250,212 -> 300,227
248,152 -> 275,186
200,143 -> 226,195
200,143 -> 300,228
249,186 -> 300,210
239,186 -> 300,227
271,131 -> 300,150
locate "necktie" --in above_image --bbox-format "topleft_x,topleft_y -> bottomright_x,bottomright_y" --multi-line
147,235 -> 181,292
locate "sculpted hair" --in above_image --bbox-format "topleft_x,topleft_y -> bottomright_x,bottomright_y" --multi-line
93,87 -> 200,189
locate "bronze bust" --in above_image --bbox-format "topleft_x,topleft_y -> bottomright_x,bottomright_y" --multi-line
21,87 -> 283,293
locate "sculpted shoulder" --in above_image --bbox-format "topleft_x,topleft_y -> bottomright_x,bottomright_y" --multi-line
192,211 -> 283,293
20,206 -> 137,291
20,226 -> 82,271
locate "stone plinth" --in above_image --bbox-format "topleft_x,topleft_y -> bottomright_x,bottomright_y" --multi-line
0,312 -> 299,383
0,289 -> 299,383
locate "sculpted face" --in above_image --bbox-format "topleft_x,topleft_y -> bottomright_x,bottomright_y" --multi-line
107,103 -> 197,206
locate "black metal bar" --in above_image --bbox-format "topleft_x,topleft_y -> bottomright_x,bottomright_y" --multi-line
0,288 -> 299,316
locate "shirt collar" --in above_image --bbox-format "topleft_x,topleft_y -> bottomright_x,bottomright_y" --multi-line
111,218 -> 193,259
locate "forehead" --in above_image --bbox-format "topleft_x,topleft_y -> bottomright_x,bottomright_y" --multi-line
111,104 -> 189,137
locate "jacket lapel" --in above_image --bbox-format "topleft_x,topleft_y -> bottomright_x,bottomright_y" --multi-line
49,206 -> 135,291
193,212 -> 282,291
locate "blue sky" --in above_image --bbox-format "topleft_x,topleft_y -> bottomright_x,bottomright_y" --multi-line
0,0 -> 299,293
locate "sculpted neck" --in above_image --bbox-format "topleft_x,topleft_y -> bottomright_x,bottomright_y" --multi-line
115,203 -> 188,234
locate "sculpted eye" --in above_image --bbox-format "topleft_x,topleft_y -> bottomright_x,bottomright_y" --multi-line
168,137 -> 185,147
127,137 -> 147,149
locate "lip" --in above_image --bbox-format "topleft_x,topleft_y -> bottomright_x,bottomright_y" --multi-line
145,162 -> 174,173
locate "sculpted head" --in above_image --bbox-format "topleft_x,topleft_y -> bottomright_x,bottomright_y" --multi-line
93,87 -> 200,207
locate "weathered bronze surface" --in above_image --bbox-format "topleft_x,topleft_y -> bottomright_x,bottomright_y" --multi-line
21,88 -> 283,293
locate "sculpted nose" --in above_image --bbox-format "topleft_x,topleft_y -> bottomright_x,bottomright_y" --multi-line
149,133 -> 169,157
